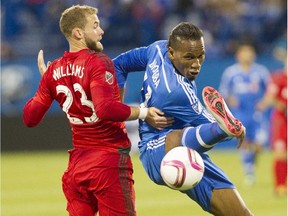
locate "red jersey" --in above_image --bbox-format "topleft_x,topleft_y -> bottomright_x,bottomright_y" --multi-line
266,70 -> 287,147
267,70 -> 287,117
23,49 -> 131,150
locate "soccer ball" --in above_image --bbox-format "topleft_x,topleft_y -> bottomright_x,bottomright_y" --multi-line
160,146 -> 205,190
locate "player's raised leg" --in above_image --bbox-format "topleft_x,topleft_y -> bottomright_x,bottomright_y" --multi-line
165,121 -> 230,153
165,87 -> 246,153
202,86 -> 246,146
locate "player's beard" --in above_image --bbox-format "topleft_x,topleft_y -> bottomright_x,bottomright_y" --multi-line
84,35 -> 103,52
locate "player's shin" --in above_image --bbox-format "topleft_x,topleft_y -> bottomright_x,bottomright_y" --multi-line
181,123 -> 228,152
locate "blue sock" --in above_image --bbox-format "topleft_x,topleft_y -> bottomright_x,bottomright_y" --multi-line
181,122 -> 228,152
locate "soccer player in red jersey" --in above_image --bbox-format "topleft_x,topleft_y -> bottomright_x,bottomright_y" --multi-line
257,67 -> 287,196
23,5 -> 172,216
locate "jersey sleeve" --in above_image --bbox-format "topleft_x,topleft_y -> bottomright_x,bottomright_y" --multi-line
23,72 -> 54,127
23,98 -> 50,127
113,46 -> 149,88
89,55 -> 131,121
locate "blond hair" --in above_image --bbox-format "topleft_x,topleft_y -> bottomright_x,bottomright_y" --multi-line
59,5 -> 98,38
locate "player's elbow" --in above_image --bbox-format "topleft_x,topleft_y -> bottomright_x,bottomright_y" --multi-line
23,98 -> 48,127
25,123 -> 37,128
23,110 -> 39,127
23,117 -> 38,128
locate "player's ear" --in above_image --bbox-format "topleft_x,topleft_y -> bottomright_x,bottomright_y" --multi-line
168,47 -> 175,60
72,28 -> 84,40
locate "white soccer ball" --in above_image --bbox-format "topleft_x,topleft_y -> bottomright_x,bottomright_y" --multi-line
160,146 -> 205,190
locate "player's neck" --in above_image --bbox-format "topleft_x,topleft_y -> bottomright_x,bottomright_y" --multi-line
69,40 -> 88,53
240,63 -> 251,72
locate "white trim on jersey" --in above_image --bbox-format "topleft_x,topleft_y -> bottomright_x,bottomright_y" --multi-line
156,45 -> 171,93
146,135 -> 166,150
202,108 -> 216,123
175,72 -> 197,105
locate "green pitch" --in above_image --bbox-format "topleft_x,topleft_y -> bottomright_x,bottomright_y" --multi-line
2,150 -> 286,216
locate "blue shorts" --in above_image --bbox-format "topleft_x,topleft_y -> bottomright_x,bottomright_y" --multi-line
139,130 -> 235,212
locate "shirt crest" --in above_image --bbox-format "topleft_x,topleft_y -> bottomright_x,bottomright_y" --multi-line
192,101 -> 202,114
105,71 -> 114,85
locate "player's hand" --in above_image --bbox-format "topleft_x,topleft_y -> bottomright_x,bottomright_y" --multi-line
38,50 -> 51,76
145,107 -> 174,130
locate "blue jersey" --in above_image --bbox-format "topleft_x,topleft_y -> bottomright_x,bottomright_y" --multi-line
219,63 -> 270,142
114,40 -> 215,142
219,63 -> 270,121
113,41 -> 235,212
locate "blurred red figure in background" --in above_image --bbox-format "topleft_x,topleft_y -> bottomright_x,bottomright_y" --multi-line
257,66 -> 287,196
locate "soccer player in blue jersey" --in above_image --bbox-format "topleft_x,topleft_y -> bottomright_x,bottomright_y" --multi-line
219,44 -> 270,185
113,22 -> 253,215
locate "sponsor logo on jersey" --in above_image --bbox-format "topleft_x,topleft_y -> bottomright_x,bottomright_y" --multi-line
105,71 -> 114,84
149,59 -> 160,88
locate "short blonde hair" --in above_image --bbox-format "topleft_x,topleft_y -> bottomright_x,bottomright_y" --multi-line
59,5 -> 98,38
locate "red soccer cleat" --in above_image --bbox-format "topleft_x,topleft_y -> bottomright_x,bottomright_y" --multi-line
202,86 -> 246,146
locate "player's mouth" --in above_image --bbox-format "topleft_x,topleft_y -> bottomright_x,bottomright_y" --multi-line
189,71 -> 199,76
